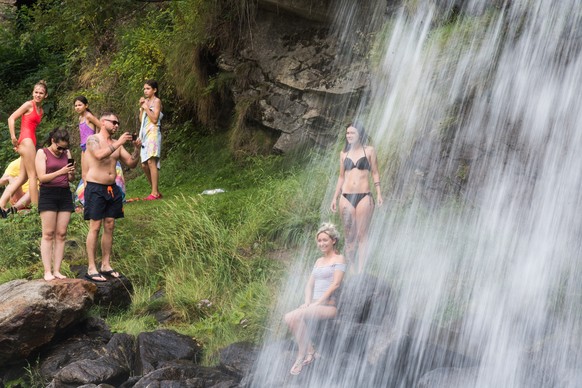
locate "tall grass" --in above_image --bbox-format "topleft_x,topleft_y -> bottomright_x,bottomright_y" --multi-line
0,131 -> 323,363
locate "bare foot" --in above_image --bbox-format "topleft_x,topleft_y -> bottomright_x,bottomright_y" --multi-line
44,273 -> 55,281
54,273 -> 67,279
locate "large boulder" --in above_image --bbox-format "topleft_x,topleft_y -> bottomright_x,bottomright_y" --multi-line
49,333 -> 135,388
219,342 -> 259,379
135,329 -> 203,375
74,266 -> 133,310
132,360 -> 238,388
39,318 -> 112,380
0,279 -> 96,367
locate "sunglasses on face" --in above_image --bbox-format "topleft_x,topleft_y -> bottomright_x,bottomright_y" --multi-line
104,119 -> 120,126
56,146 -> 68,151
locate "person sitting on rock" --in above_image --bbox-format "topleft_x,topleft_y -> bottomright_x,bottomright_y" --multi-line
284,223 -> 346,375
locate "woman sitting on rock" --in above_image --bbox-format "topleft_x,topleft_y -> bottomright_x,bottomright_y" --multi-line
284,223 -> 346,375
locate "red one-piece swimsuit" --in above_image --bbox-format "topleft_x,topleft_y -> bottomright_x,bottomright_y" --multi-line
18,101 -> 43,146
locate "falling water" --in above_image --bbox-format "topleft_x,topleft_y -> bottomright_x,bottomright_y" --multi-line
248,0 -> 582,386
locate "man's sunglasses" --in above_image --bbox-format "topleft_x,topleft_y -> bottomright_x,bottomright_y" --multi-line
104,119 -> 120,126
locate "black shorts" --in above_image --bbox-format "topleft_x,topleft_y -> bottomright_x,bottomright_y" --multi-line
83,182 -> 124,220
38,186 -> 74,213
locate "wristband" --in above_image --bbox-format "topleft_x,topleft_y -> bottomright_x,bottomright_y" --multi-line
109,145 -> 116,153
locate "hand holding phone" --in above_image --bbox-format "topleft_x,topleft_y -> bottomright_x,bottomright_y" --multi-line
67,158 -> 75,166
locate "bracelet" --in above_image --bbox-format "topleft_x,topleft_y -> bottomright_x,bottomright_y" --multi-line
374,182 -> 380,187
109,145 -> 116,153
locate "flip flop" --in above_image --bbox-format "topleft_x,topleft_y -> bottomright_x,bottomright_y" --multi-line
302,350 -> 321,366
100,269 -> 121,278
290,358 -> 304,375
0,208 -> 7,219
85,272 -> 107,282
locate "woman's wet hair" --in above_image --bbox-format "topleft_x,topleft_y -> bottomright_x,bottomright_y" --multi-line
317,222 -> 340,244
145,79 -> 159,97
44,127 -> 69,147
74,95 -> 91,113
343,121 -> 369,151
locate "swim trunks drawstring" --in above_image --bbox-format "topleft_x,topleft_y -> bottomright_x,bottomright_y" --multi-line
107,185 -> 114,198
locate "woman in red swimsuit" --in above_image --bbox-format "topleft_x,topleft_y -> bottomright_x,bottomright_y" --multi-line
0,80 -> 47,217
331,122 -> 383,272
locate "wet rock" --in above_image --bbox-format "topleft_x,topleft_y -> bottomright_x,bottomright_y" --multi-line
337,274 -> 393,325
219,342 -> 258,378
133,360 -> 237,388
136,329 -> 203,375
50,356 -> 130,388
49,334 -> 135,388
417,366 -> 480,387
40,317 -> 113,380
40,334 -> 108,380
0,279 -> 96,367
219,6 -> 368,154
258,0 -> 331,22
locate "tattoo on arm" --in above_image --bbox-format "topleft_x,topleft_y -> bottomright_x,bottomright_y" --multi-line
86,136 -> 100,151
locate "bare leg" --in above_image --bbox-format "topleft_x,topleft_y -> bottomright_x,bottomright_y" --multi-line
147,158 -> 160,196
53,211 -> 71,279
354,195 -> 375,272
13,192 -> 31,210
100,218 -> 119,276
86,219 -> 104,277
284,305 -> 337,373
18,139 -> 38,205
40,211 -> 57,281
339,195 -> 357,266
141,162 -> 152,186
0,166 -> 28,210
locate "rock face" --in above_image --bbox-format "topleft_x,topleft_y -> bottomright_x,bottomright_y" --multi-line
220,2 -> 371,153
0,279 -> 96,367
135,329 -> 203,375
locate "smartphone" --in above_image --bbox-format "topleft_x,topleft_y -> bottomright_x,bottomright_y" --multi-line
67,158 -> 75,166
131,133 -> 138,141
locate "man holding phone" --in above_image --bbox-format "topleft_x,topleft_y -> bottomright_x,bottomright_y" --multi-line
83,112 -> 141,282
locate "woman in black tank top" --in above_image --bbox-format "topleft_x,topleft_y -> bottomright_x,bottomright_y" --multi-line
331,122 -> 383,272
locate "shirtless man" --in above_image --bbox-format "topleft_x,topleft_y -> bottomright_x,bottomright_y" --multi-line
84,112 -> 141,282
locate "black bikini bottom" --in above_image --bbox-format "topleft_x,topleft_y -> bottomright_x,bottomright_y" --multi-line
342,192 -> 372,208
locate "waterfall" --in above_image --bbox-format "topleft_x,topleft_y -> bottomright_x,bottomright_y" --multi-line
249,0 -> 582,386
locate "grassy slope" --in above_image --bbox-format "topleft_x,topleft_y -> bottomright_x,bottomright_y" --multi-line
0,129 -> 327,364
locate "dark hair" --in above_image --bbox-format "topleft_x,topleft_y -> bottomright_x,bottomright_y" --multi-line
99,111 -> 116,119
144,79 -> 159,97
44,128 -> 70,147
343,121 -> 369,151
74,95 -> 92,113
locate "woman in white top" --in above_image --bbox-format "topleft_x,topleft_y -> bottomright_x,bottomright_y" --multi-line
284,223 -> 347,375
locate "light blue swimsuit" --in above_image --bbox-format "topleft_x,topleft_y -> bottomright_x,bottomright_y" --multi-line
312,263 -> 346,301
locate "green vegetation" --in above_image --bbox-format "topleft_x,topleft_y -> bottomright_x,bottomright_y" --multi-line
0,0 -> 330,365
0,130 -> 328,363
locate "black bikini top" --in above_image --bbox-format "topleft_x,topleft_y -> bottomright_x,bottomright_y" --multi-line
344,148 -> 371,171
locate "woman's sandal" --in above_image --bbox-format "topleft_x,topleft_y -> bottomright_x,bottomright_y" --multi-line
290,358 -> 304,375
302,350 -> 321,366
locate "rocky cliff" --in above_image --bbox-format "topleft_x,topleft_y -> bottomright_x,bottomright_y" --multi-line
221,0 -> 374,153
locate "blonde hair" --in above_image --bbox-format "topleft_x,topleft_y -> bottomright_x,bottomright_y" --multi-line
316,222 -> 340,243
34,80 -> 48,93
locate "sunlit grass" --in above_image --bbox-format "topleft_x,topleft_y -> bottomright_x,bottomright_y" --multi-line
0,132 -> 325,364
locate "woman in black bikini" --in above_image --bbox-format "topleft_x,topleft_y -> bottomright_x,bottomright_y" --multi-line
331,122 -> 382,272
